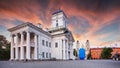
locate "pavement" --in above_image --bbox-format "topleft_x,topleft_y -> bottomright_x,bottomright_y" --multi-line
0,60 -> 120,68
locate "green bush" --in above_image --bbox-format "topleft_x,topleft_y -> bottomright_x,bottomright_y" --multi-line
101,47 -> 113,59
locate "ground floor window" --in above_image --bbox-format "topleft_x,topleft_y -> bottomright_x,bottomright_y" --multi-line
49,53 -> 51,58
46,41 -> 48,47
46,53 -> 48,58
42,52 -> 45,58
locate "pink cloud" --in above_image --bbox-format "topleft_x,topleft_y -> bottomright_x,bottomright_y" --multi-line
0,0 -> 120,45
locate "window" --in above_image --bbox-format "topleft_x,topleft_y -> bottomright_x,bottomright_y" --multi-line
65,40 -> 67,48
42,52 -> 45,58
46,53 -> 48,58
55,42 -> 58,48
56,23 -> 58,27
62,40 -> 63,49
46,41 -> 48,47
56,20 -> 58,22
62,50 -> 63,59
42,40 -> 44,46
49,42 -> 51,47
49,53 -> 51,58
68,45 -> 70,49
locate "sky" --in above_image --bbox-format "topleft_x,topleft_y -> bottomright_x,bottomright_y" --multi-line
0,0 -> 120,46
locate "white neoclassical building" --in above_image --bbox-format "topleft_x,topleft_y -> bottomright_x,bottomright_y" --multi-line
8,9 -> 75,60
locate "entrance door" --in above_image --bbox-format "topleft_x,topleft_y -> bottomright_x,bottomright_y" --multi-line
68,51 -> 70,59
31,47 -> 34,60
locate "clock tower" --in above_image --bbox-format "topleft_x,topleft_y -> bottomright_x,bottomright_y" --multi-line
48,9 -> 74,60
51,9 -> 67,28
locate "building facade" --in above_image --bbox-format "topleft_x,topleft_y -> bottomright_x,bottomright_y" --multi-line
8,9 -> 74,60
90,41 -> 120,59
90,48 -> 102,59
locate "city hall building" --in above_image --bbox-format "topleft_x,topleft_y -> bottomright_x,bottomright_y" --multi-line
8,10 -> 75,60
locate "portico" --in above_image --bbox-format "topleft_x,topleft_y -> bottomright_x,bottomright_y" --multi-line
10,31 -> 38,60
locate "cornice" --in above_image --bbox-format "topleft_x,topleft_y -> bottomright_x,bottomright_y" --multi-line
8,22 -> 52,37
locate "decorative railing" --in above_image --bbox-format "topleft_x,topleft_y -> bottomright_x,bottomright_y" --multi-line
23,41 -> 26,44
13,41 -> 35,46
13,43 -> 15,46
48,25 -> 66,31
18,42 -> 21,45
30,42 -> 35,46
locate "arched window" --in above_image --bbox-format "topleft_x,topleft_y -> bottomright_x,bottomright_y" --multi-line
56,23 -> 58,27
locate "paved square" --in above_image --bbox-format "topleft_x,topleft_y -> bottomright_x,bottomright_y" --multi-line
0,60 -> 120,68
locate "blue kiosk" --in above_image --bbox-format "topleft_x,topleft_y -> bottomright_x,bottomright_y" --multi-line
79,48 -> 86,60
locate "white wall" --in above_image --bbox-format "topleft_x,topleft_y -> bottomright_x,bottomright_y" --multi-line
51,12 -> 67,28
29,27 -> 52,60
51,35 -> 74,60
37,32 -> 52,60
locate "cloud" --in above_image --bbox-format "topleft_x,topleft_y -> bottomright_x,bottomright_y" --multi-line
0,0 -> 48,27
0,0 -> 120,45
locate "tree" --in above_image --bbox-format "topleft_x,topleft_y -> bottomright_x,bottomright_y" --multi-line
101,47 -> 113,59
87,51 -> 92,59
0,35 -> 9,48
73,49 -> 78,57
0,35 -> 10,60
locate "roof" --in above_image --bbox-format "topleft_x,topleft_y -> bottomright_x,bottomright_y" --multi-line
100,40 -> 120,46
52,9 -> 67,18
90,48 -> 103,50
67,30 -> 75,42
48,25 -> 67,32
52,9 -> 63,15
49,27 -> 75,42
8,22 -> 31,32
8,22 -> 51,37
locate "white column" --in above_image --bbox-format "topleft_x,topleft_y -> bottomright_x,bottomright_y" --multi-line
70,43 -> 73,59
20,32 -> 24,60
38,35 -> 41,59
66,39 -> 68,60
34,34 -> 38,60
26,31 -> 30,60
62,39 -> 64,60
63,39 -> 66,60
10,34 -> 14,60
15,34 -> 18,60
59,39 -> 62,59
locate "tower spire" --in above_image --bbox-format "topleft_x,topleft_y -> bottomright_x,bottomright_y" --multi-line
58,8 -> 61,11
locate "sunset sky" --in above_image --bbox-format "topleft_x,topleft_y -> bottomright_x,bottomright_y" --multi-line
0,0 -> 120,46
